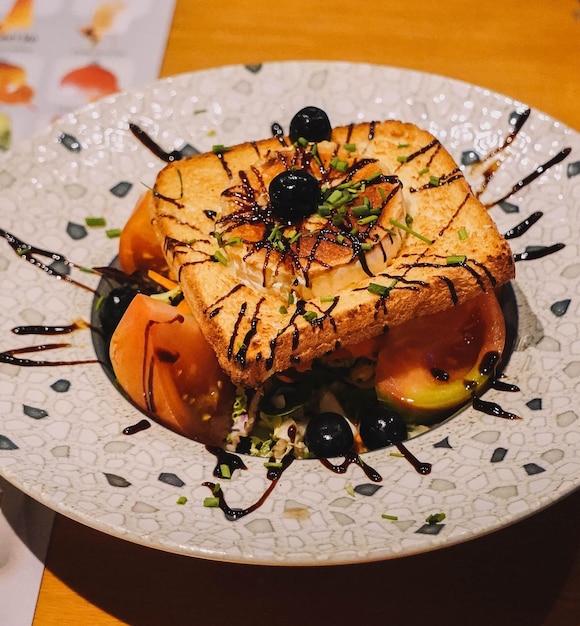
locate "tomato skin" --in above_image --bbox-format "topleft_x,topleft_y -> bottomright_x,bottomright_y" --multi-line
109,294 -> 236,445
118,190 -> 168,275
375,291 -> 506,425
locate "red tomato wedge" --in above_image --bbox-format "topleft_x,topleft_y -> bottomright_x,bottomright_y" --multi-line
109,294 -> 236,445
118,190 -> 168,275
375,291 -> 506,424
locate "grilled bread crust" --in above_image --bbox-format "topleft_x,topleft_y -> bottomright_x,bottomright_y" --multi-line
150,120 -> 515,387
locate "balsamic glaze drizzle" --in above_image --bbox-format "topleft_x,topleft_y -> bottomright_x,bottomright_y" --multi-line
0,228 -> 95,293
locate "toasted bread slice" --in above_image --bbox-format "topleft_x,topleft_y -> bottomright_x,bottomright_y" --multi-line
150,120 -> 515,388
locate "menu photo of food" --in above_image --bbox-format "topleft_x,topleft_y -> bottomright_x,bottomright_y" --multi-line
0,0 -> 176,152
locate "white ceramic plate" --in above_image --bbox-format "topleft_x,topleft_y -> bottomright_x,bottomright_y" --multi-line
0,61 -> 579,565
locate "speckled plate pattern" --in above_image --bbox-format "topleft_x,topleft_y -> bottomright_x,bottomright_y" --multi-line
0,61 -> 579,565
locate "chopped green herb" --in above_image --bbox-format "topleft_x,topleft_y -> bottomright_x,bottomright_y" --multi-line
85,216 -> 106,227
378,187 -> 387,201
367,282 -> 389,297
446,254 -> 467,266
381,514 -> 399,521
389,452 -> 405,458
225,236 -> 242,246
405,213 -> 414,226
296,137 -> 309,147
429,175 -> 440,186
396,155 -> 408,163
212,144 -> 231,154
288,293 -> 295,305
320,295 -> 336,303
336,234 -> 345,244
343,143 -> 356,152
176,496 -> 188,505
279,305 -> 288,315
457,227 -> 469,241
203,497 -> 220,508
389,218 -> 433,244
212,250 -> 228,265
330,157 -> 348,172
303,311 -> 317,322
425,512 -> 446,524
418,167 -> 430,176
105,228 -> 122,238
397,142 -> 410,148
220,464 -> 231,479
361,242 -> 373,251
352,205 -> 371,217
358,215 -> 378,226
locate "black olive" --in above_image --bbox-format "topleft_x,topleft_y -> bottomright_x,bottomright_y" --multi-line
359,406 -> 407,451
304,412 -> 354,458
269,169 -> 321,224
289,106 -> 332,143
99,284 -> 139,341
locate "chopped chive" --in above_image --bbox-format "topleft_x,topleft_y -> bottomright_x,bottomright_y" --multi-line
285,229 -> 297,240
296,137 -> 309,147
361,242 -> 373,251
317,205 -> 332,217
457,227 -> 469,241
396,155 -> 408,163
203,497 -> 220,507
446,254 -> 467,265
214,231 -> 224,247
425,512 -> 446,524
85,216 -> 106,227
378,187 -> 387,201
320,295 -> 336,303
220,464 -> 231,479
279,305 -> 288,314
430,175 -> 440,186
365,171 -> 381,181
212,250 -> 228,265
350,227 -> 359,236
358,215 -> 378,225
388,218 -> 433,244
344,143 -> 356,152
288,293 -> 294,305
327,189 -> 343,204
330,157 -> 348,172
212,144 -> 231,154
381,514 -> 399,520
352,205 -> 370,217
336,234 -> 345,244
389,452 -> 405,458
225,236 -> 242,246
303,311 -> 317,322
367,282 -> 390,296
264,461 -> 283,468
397,142 -> 410,148
105,228 -> 122,238
405,213 -> 414,226
418,167 -> 430,176
176,496 -> 188,505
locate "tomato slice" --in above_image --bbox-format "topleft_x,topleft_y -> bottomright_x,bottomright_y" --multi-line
109,294 -> 236,445
375,291 -> 506,424
118,190 -> 168,275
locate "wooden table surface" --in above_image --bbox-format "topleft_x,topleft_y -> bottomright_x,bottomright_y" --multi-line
33,1 -> 580,624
